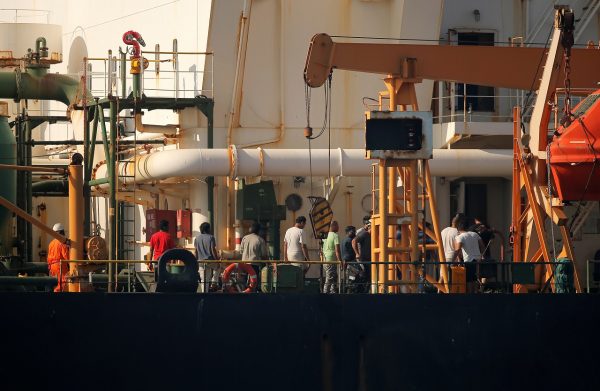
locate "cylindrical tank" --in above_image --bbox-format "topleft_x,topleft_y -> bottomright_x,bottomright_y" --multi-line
0,102 -> 16,255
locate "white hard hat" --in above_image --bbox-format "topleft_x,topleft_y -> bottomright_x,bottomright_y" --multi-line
52,223 -> 64,232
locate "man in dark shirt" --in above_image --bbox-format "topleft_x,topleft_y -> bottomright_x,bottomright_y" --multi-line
341,226 -> 356,262
352,221 -> 371,293
194,222 -> 219,292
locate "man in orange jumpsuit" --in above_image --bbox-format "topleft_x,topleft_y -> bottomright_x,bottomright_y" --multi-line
47,223 -> 70,292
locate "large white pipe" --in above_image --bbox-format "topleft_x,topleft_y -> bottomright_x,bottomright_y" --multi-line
92,147 -> 512,186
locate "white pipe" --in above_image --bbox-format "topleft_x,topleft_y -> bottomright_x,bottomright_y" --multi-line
122,132 -> 168,141
135,113 -> 178,133
93,147 -> 512,187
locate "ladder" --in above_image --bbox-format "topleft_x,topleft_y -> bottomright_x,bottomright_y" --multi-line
115,105 -> 138,288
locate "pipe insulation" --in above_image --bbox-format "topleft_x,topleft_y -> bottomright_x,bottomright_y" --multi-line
93,147 -> 512,187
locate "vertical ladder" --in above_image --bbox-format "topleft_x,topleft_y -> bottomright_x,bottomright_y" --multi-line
115,104 -> 137,288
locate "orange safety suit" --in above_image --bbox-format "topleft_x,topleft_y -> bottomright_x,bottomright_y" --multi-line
47,239 -> 70,292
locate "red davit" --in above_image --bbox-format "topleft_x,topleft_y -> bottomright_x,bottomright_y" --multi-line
549,91 -> 600,201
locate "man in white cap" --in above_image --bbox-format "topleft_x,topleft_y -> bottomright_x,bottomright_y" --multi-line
47,223 -> 70,292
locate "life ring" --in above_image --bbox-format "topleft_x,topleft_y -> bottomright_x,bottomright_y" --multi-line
222,263 -> 257,293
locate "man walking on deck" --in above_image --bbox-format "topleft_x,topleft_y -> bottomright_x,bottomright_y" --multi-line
47,223 -> 70,292
284,216 -> 310,272
352,220 -> 372,293
322,220 -> 341,293
241,222 -> 269,285
195,222 -> 220,292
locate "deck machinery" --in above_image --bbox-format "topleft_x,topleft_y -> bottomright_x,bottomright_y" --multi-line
304,5 -> 600,293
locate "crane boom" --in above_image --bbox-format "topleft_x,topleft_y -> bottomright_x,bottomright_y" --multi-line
304,33 -> 600,91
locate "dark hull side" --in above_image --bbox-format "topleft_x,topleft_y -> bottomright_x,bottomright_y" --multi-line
1,293 -> 599,390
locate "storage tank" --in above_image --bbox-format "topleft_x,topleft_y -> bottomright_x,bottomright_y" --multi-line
0,102 -> 16,255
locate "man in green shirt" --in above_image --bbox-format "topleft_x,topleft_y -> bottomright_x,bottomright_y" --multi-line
322,220 -> 341,293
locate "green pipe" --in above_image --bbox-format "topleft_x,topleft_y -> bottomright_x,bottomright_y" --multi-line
98,108 -> 111,168
0,71 -> 92,107
87,178 -> 109,187
133,74 -> 141,99
86,102 -> 99,181
25,120 -> 32,262
108,100 -> 117,291
35,37 -> 48,58
32,180 -> 68,193
0,115 -> 16,256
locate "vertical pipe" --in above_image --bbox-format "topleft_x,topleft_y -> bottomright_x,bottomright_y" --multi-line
387,166 -> 396,293
512,107 -> 521,263
410,161 -> 419,285
371,164 -> 376,293
15,115 -> 23,257
378,162 -> 387,293
120,49 -> 126,98
107,50 -> 113,96
173,39 -> 179,99
68,155 -> 84,261
206,102 -> 214,231
133,74 -> 141,100
108,100 -> 117,291
345,190 -> 352,229
25,119 -> 32,262
86,101 -> 99,180
83,98 -> 91,238
400,168 -> 409,287
438,81 -> 443,124
425,161 -> 448,291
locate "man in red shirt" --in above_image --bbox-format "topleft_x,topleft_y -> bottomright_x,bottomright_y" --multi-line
149,220 -> 175,270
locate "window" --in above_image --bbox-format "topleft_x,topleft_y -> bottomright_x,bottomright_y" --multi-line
456,32 -> 495,112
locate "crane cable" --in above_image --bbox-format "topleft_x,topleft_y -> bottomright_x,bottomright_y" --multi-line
304,74 -> 333,196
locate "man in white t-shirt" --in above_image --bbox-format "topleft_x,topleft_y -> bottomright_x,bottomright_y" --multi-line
441,213 -> 465,264
284,216 -> 310,271
454,218 -> 484,293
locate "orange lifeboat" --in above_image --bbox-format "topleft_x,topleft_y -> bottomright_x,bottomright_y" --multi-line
549,91 -> 600,201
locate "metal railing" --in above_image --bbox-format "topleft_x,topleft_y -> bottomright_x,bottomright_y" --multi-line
49,258 -> 582,294
83,49 -> 213,100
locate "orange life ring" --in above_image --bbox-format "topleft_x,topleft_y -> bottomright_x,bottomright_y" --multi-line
222,263 -> 257,293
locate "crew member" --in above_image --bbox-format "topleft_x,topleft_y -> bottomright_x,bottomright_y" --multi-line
352,219 -> 372,293
47,223 -> 70,292
284,216 -> 310,272
195,222 -> 219,292
322,220 -> 341,293
149,220 -> 175,270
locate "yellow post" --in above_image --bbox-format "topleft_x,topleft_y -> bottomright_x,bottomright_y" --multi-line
378,162 -> 387,293
387,166 -> 396,293
68,154 -> 84,261
409,160 -> 419,285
